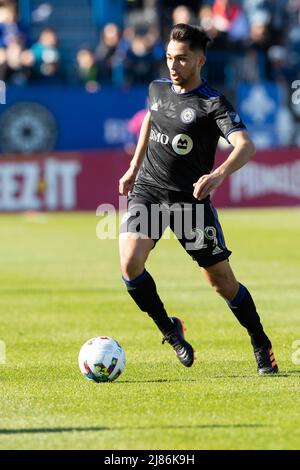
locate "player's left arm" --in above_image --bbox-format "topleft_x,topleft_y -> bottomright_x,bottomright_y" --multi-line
193,130 -> 255,200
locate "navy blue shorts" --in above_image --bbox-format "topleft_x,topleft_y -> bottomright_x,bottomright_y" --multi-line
120,185 -> 232,268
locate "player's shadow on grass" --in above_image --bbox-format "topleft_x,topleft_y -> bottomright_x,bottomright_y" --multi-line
210,373 -> 290,378
0,424 -> 266,435
284,370 -> 300,376
117,378 -> 199,384
117,373 -> 291,382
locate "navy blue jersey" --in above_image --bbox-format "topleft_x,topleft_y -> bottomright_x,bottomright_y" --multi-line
135,78 -> 246,194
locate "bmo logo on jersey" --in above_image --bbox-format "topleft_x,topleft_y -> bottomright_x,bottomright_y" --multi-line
172,134 -> 193,155
150,129 -> 169,144
150,130 -> 193,156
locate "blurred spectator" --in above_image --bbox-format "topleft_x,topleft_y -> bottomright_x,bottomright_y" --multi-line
268,45 -> 292,83
199,4 -> 232,87
288,0 -> 300,17
76,47 -> 99,91
243,0 -> 271,23
270,1 -> 289,42
238,48 -> 262,83
213,0 -> 240,32
28,28 -> 61,81
0,1 -> 25,48
212,0 -> 249,42
95,23 -> 121,84
242,11 -> 273,81
0,0 -> 298,91
287,8 -> 300,79
159,2 -> 196,40
124,31 -> 156,85
172,5 -> 193,25
0,38 -> 31,84
247,12 -> 271,50
157,0 -> 200,10
198,4 -> 227,46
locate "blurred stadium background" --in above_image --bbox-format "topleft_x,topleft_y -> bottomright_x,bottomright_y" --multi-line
0,0 -> 300,211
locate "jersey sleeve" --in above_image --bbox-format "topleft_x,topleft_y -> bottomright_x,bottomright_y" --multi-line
147,80 -> 159,114
209,95 -> 246,142
147,81 -> 154,111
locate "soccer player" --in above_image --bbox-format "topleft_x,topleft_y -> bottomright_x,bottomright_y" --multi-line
119,23 -> 278,374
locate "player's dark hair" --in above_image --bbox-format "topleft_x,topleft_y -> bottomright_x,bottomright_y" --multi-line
169,23 -> 211,53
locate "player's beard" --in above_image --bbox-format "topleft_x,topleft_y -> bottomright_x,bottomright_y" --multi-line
170,71 -> 193,87
171,75 -> 189,86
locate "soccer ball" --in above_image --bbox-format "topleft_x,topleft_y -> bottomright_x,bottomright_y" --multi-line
78,336 -> 126,383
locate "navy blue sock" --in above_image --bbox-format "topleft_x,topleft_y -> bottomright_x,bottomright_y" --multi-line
122,269 -> 174,335
227,283 -> 271,349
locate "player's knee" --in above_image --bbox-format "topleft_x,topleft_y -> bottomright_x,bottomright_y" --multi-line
210,276 -> 238,300
211,281 -> 226,298
120,255 -> 145,280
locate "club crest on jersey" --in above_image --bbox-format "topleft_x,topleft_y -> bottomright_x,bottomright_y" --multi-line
172,134 -> 193,155
180,108 -> 196,124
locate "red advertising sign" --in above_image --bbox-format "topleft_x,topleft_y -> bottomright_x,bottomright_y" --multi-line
0,151 -> 130,211
0,149 -> 299,211
212,148 -> 300,207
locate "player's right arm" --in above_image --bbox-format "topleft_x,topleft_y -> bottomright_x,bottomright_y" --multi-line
119,110 -> 151,196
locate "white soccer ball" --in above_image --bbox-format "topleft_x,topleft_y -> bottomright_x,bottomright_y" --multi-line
78,336 -> 126,383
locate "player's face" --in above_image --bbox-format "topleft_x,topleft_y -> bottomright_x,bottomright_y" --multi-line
166,40 -> 205,87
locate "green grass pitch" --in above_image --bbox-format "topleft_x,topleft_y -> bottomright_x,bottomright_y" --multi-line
0,209 -> 299,450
